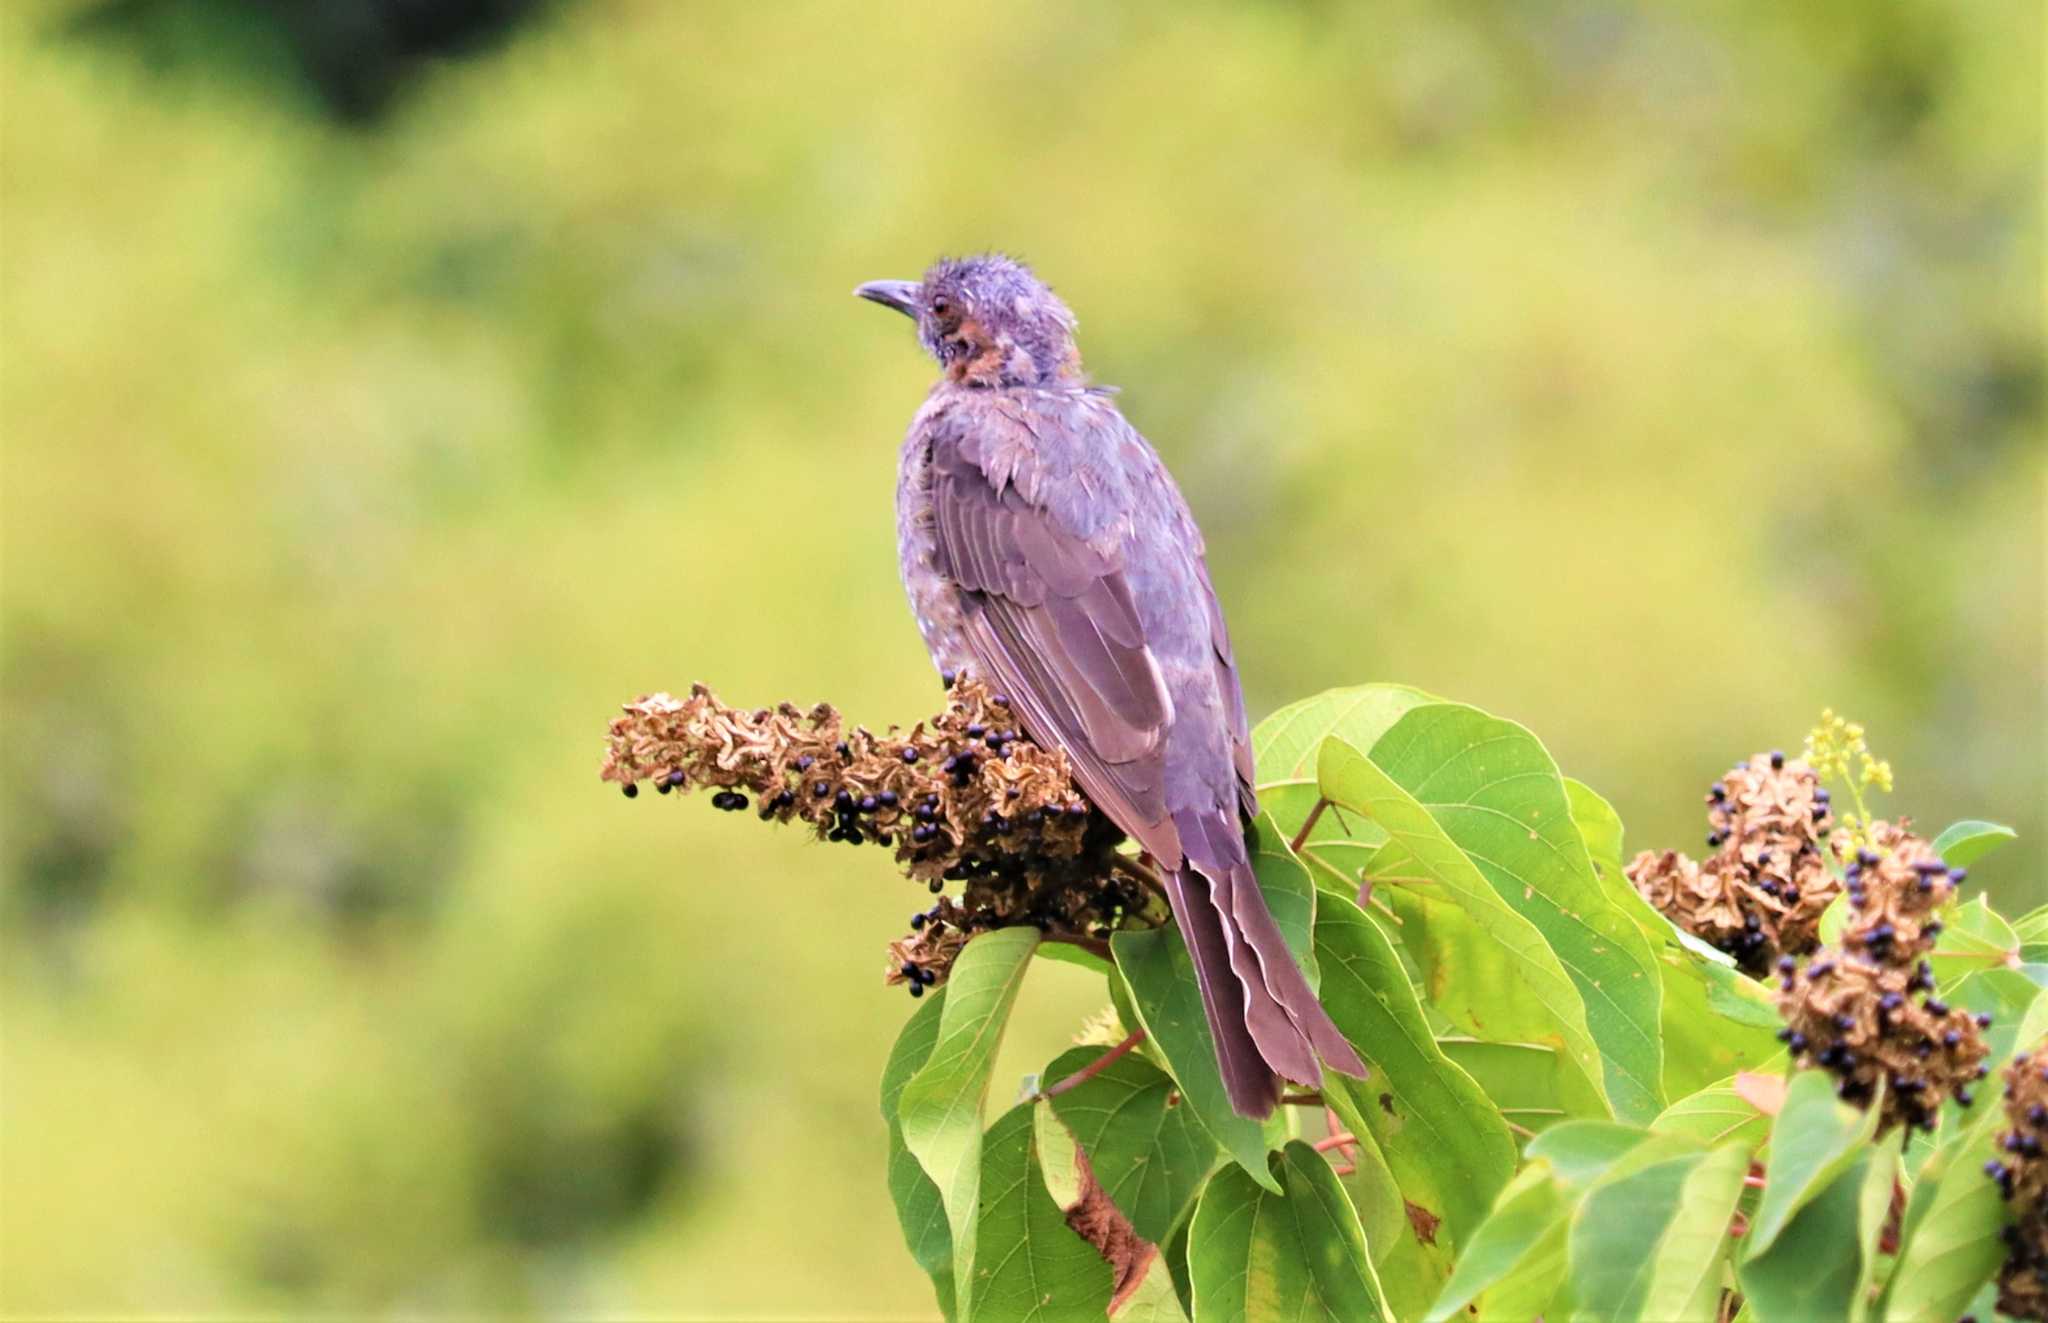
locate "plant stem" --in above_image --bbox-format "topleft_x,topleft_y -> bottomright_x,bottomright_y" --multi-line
1111,852 -> 1171,905
1290,798 -> 1330,854
1280,1091 -> 1325,1107
1041,1029 -> 1147,1099
1042,931 -> 1112,962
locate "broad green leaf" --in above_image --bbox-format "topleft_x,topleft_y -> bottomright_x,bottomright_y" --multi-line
1479,1216 -> 1572,1321
1188,1142 -> 1389,1322
1931,819 -> 2018,870
1637,1142 -> 1753,1322
1110,926 -> 1277,1192
2014,903 -> 2048,963
975,1102 -> 1112,1321
1253,682 -> 1438,794
1422,1164 -> 1567,1323
1366,705 -> 1666,1122
1333,1124 -> 1434,1320
1312,897 -> 1517,1248
1933,894 -> 2020,987
1162,1216 -> 1193,1319
1652,1083 -> 1772,1152
1315,735 -> 1609,1118
1656,945 -> 1785,1098
1885,983 -> 2048,1300
1440,1038 -> 1570,1135
1249,812 -> 1318,988
1566,772 -> 1779,1097
1747,1068 -> 1883,1254
1568,1150 -> 1710,1321
1037,942 -> 1112,976
1563,777 -> 1627,881
1041,1045 -> 1219,1245
1033,1103 -> 1190,1323
1739,1147 -> 1892,1323
883,990 -> 955,1315
1884,1104 -> 2007,1321
1526,1120 -> 1689,1190
899,927 -> 1041,1323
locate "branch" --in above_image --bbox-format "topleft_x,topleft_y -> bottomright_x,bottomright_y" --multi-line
1040,1029 -> 1148,1099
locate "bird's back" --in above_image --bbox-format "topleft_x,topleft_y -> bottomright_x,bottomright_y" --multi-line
895,381 -> 1254,859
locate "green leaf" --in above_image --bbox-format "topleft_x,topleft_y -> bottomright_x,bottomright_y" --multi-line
1638,1142 -> 1753,1322
1041,1045 -> 1219,1245
1738,1147 -> 1893,1323
1652,1083 -> 1773,1152
1526,1120 -> 1686,1189
1110,925 -> 1277,1192
1570,1142 -> 1750,1323
1422,1164 -> 1567,1323
898,927 -> 1041,1323
2014,905 -> 2048,965
1931,820 -> 2019,870
1312,896 -> 1517,1249
1884,1108 -> 2008,1321
883,990 -> 955,1312
1332,1123 -> 1434,1320
1747,1068 -> 1883,1254
1366,705 -> 1666,1122
1564,777 -> 1628,881
1188,1142 -> 1390,1322
1253,682 -> 1439,794
1250,811 -> 1319,988
1315,735 -> 1610,1118
1933,894 -> 2020,987
1032,1103 -> 1190,1323
1162,1216 -> 1193,1319
1566,773 -> 1780,1097
1439,1038 -> 1570,1136
975,1102 -> 1113,1321
1036,942 -> 1113,976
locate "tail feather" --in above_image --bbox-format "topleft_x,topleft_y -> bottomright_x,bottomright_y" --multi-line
1164,867 -> 1281,1117
1166,807 -> 1369,1118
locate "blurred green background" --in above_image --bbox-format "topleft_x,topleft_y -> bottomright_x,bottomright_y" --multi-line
3,0 -> 2040,1315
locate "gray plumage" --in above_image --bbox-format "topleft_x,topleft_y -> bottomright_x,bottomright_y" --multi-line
858,254 -> 1365,1118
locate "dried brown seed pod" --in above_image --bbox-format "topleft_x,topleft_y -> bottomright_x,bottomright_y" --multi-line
1773,946 -> 1988,1137
1628,752 -> 1843,975
601,675 -> 1165,990
1993,1043 -> 2048,1319
1835,818 -> 1959,967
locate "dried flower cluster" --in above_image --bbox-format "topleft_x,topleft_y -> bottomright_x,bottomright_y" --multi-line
600,675 -> 1163,992
1992,1042 -> 2048,1320
1772,819 -> 1987,1134
1627,750 -> 1840,974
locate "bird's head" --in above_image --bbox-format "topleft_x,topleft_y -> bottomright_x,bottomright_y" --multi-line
856,254 -> 1081,388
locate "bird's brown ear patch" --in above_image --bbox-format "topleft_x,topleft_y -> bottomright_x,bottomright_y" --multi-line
947,317 -> 1011,386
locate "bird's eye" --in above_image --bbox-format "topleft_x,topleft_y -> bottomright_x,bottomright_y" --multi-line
929,297 -> 951,317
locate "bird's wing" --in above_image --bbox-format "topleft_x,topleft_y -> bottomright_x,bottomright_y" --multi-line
1195,553 -> 1258,822
926,425 -> 1182,866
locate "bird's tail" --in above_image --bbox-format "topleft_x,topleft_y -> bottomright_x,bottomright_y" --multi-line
1164,809 -> 1368,1119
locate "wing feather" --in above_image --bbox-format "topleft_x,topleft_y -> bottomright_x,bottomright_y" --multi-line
929,437 -> 1180,864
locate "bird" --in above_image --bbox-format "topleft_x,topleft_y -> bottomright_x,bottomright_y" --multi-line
856,253 -> 1366,1118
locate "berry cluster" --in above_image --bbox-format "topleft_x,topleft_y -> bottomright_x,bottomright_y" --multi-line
1771,819 -> 1986,1134
600,675 -> 1164,993
1838,817 -> 1965,964
1627,750 -> 1840,974
1993,1045 -> 2048,1320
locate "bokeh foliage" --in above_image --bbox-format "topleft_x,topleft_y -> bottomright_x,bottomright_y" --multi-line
2,0 -> 2039,1314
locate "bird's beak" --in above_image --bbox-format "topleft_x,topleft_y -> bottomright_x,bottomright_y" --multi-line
855,279 -> 921,318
